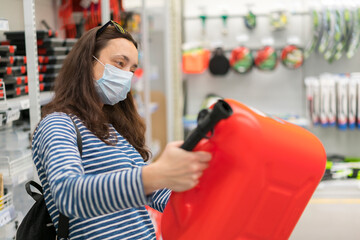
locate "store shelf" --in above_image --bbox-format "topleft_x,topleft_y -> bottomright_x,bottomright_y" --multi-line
0,152 -> 33,186
0,214 -> 18,240
0,193 -> 16,228
317,179 -> 360,190
0,91 -> 54,112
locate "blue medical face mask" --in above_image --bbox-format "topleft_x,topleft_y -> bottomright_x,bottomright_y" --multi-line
93,56 -> 133,105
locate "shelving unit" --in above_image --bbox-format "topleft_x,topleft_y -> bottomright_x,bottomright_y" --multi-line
0,0 -> 185,238
0,193 -> 16,228
0,0 -> 44,238
0,91 -> 53,111
0,152 -> 33,187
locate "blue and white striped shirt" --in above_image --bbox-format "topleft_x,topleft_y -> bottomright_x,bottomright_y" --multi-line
32,112 -> 171,239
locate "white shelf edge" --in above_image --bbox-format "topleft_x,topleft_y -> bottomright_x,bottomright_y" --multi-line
0,193 -> 16,228
0,152 -> 33,186
0,91 -> 54,112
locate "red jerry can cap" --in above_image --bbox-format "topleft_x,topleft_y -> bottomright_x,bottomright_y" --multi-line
161,99 -> 326,240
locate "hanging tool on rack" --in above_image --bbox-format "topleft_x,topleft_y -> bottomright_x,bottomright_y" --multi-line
230,45 -> 253,74
324,7 -> 345,63
230,35 -> 253,74
318,6 -> 333,55
346,5 -> 360,59
209,47 -> 230,76
304,8 -> 323,59
244,4 -> 256,30
254,45 -> 278,71
220,10 -> 229,37
198,6 -> 208,42
281,44 -> 304,69
269,5 -> 288,31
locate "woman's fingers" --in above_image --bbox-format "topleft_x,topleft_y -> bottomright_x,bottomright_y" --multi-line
193,151 -> 212,162
151,141 -> 213,192
167,140 -> 184,148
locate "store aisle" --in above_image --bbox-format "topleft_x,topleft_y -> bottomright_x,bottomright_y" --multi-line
291,180 -> 360,240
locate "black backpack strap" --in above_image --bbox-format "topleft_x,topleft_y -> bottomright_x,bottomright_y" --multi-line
25,181 -> 43,202
57,116 -> 82,239
70,117 -> 83,155
57,213 -> 70,239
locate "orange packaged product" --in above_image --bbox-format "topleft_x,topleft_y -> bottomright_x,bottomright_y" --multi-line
182,48 -> 210,74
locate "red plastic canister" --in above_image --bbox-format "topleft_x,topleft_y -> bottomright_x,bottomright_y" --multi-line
161,99 -> 326,240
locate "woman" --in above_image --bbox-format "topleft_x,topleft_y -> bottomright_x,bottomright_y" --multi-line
32,21 -> 211,239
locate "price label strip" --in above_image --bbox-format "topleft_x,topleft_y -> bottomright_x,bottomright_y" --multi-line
20,99 -> 30,109
6,109 -> 20,124
0,208 -> 12,227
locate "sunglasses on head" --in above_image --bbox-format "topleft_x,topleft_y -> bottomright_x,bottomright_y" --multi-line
96,20 -> 126,38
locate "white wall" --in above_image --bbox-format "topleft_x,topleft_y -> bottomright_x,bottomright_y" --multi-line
0,0 -> 57,40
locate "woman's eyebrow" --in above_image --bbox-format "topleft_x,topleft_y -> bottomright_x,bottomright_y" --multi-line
112,54 -> 137,68
112,54 -> 128,61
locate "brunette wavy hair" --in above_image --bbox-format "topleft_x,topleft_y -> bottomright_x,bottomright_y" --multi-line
41,26 -> 151,161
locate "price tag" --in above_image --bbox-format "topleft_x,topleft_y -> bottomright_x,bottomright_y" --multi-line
0,210 -> 11,227
261,37 -> 274,46
20,99 -> 30,109
236,34 -> 249,44
0,19 -> 9,31
287,36 -> 301,46
6,109 -> 20,123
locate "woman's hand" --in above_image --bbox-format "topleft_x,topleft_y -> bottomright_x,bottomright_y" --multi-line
142,141 -> 212,194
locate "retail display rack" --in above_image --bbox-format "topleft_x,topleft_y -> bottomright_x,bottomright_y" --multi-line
0,193 -> 15,228
0,0 -> 54,238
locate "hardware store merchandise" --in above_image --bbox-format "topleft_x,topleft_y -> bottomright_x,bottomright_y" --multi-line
1,0 -> 360,239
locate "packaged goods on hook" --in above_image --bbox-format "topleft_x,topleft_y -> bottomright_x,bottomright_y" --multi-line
304,7 -> 323,59
182,42 -> 211,74
254,38 -> 277,71
209,47 -> 230,76
324,155 -> 360,181
305,2 -> 360,61
230,46 -> 253,74
244,10 -> 257,30
305,73 -> 360,130
346,6 -> 360,58
281,36 -> 304,69
230,35 -> 253,74
268,2 -> 289,31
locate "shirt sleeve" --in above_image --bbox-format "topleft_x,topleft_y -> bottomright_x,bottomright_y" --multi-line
33,113 -> 150,219
147,188 -> 171,213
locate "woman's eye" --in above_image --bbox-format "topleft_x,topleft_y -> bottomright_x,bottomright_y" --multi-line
117,61 -> 125,67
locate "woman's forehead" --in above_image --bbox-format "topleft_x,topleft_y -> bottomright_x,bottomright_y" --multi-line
101,38 -> 138,58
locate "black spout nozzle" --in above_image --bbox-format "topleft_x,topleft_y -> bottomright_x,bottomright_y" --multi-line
181,100 -> 233,151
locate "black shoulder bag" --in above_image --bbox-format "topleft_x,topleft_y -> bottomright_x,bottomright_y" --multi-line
16,118 -> 82,240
